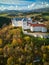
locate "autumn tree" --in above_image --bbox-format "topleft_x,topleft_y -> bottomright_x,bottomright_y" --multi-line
0,38 -> 3,47
7,56 -> 15,65
24,36 -> 31,44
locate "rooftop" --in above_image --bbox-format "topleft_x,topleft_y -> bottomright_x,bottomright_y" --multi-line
15,18 -> 23,21
22,18 -> 28,21
12,18 -> 23,21
28,23 -> 46,27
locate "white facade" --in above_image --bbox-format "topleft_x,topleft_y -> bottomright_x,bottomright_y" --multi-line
30,26 -> 47,32
42,27 -> 47,32
12,18 -> 32,29
22,18 -> 32,29
12,18 -> 23,27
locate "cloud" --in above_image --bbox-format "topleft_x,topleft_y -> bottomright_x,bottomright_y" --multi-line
27,2 -> 49,10
28,3 -> 35,9
44,2 -> 49,7
0,1 -> 49,11
40,2 -> 49,8
0,5 -> 18,11
0,0 -> 32,5
0,5 -> 27,11
7,6 -> 18,10
0,5 -> 6,11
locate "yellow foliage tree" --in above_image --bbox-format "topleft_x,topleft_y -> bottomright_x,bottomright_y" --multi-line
0,38 -> 3,47
0,48 -> 3,54
24,36 -> 31,43
12,38 -> 17,46
41,46 -> 46,52
7,56 -> 14,65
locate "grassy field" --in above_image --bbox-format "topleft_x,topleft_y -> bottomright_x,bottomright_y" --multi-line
0,12 -> 49,20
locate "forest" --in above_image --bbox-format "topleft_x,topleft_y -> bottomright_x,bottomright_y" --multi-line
0,23 -> 49,65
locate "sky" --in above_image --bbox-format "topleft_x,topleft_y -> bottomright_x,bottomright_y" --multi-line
0,0 -> 49,11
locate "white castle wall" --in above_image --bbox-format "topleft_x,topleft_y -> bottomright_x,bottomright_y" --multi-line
11,18 -> 47,33
30,26 -> 47,32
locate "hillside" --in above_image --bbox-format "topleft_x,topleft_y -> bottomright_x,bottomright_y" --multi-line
0,14 -> 49,65
0,23 -> 49,65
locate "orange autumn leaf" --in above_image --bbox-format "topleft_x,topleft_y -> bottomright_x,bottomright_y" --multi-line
17,38 -> 22,44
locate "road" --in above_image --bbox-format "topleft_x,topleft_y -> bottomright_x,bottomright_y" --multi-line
23,30 -> 49,38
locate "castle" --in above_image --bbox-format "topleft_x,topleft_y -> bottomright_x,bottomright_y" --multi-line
11,18 -> 47,33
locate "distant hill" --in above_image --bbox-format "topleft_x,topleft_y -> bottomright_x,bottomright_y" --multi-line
31,7 -> 49,12
0,7 -> 49,14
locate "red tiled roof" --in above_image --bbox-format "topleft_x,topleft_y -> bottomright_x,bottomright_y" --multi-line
28,23 -> 46,27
